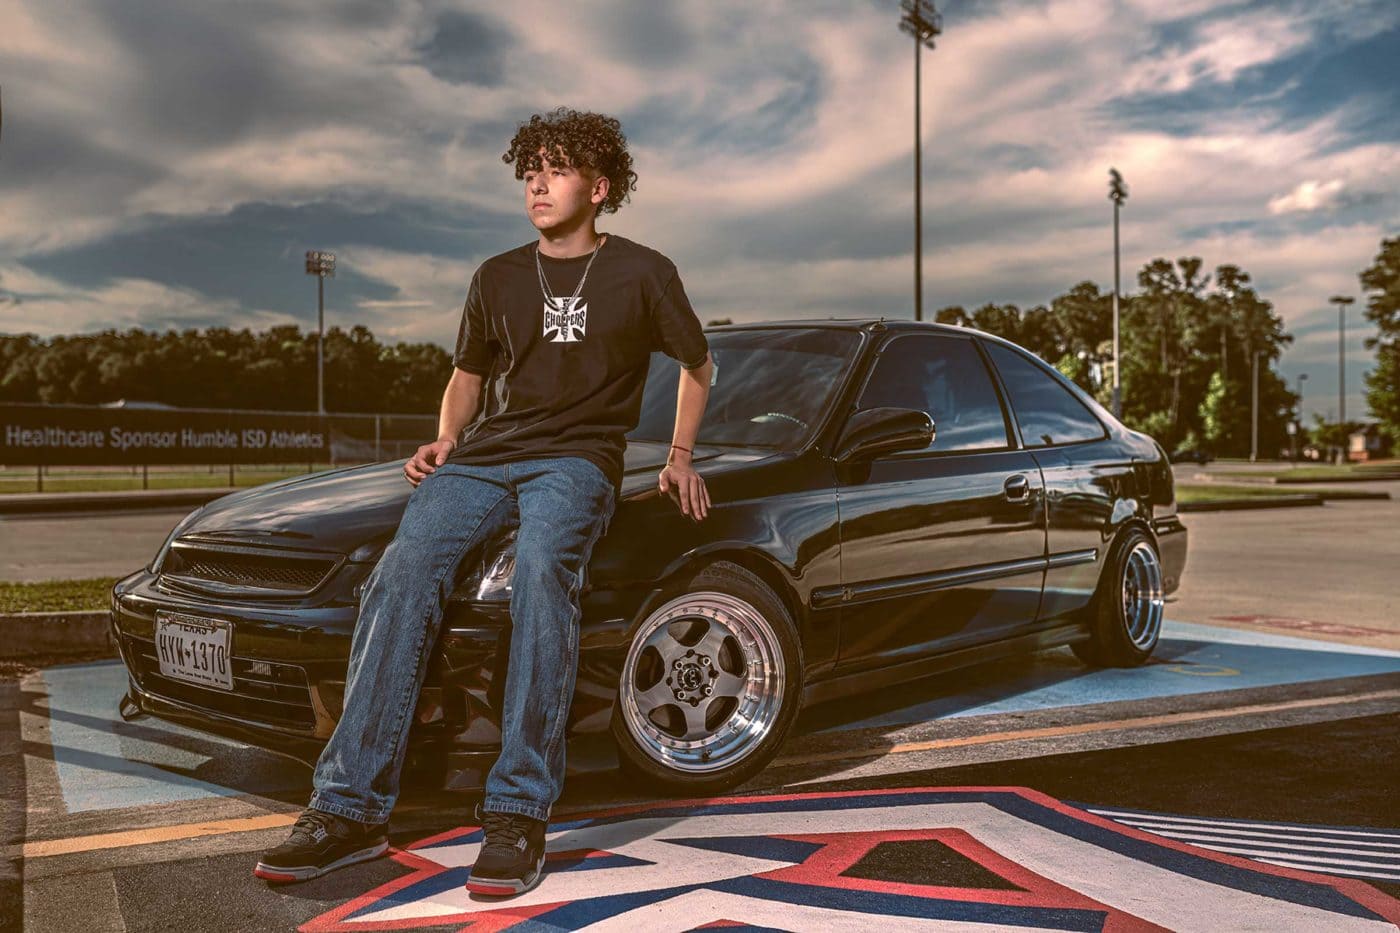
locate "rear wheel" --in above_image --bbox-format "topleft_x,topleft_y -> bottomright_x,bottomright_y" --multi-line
610,560 -> 802,794
1072,527 -> 1164,667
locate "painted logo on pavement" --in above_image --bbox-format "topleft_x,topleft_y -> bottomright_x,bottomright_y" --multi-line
305,787 -> 1400,932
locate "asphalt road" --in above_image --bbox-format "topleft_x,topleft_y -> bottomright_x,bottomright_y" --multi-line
0,506 -> 185,584
1169,465 -> 1400,650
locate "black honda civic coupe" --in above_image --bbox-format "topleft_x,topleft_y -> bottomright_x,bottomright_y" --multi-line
111,318 -> 1187,794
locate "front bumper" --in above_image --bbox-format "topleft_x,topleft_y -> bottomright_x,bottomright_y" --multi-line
111,565 -> 654,790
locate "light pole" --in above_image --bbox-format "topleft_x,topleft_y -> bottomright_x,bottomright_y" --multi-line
1329,294 -> 1353,462
898,0 -> 942,322
1294,372 -> 1307,464
1108,168 -> 1128,420
1250,349 -> 1260,462
305,250 -> 336,414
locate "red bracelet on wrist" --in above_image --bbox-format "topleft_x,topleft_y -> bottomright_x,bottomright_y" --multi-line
671,444 -> 692,454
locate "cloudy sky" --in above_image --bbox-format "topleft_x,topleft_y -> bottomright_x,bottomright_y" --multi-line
1,0 -> 1397,420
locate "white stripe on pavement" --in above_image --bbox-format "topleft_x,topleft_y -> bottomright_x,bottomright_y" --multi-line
1136,829 -> 1400,860
1088,808 -> 1400,883
1114,823 -> 1400,851
1087,808 -> 1400,841
1147,841 -> 1400,871
1255,860 -> 1400,882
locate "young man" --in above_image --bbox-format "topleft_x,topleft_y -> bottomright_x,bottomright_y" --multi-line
254,107 -> 714,895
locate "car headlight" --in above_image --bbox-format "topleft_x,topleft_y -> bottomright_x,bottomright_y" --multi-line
351,530 -> 517,603
149,505 -> 206,574
472,535 -> 516,602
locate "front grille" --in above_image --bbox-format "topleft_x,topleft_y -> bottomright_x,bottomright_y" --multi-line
123,634 -> 316,730
161,543 -> 337,595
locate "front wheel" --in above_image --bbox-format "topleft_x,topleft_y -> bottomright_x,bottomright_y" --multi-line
1072,527 -> 1165,668
610,560 -> 802,794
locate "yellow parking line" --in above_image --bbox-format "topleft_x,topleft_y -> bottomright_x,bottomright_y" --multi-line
24,812 -> 300,859
22,687 -> 1400,860
772,688 -> 1400,769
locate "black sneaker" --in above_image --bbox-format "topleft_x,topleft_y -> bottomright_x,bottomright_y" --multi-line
465,809 -> 548,896
253,808 -> 389,883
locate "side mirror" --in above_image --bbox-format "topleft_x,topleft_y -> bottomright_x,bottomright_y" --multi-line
834,407 -> 935,463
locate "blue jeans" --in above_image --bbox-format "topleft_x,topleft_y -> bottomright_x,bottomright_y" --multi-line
308,455 -> 617,824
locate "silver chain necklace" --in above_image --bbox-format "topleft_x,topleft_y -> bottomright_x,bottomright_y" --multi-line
535,234 -> 606,314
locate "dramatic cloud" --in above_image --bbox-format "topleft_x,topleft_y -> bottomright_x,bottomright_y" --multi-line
1,0 -> 1396,420
1269,179 -> 1346,214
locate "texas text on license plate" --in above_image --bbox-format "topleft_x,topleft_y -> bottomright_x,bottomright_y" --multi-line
155,610 -> 233,690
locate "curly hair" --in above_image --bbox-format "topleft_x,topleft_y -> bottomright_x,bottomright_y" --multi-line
502,107 -> 638,216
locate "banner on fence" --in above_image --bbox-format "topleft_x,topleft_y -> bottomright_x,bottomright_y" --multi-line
0,403 -> 436,466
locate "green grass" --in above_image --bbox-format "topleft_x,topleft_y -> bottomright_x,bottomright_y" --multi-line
0,577 -> 122,613
1210,465 -> 1398,481
0,464 -> 342,494
1176,483 -> 1386,504
1176,484 -> 1313,503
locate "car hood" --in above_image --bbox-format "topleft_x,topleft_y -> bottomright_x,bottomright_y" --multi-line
175,440 -> 769,558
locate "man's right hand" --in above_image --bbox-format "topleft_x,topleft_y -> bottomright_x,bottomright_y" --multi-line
405,439 -> 456,487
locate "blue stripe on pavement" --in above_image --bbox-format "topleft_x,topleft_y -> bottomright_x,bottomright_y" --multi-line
813,620 -> 1400,732
41,661 -> 244,813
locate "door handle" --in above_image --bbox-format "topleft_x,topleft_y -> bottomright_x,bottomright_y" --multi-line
1004,474 -> 1030,501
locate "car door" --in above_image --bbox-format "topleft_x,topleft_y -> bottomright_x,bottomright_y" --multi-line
833,332 -> 1047,674
981,341 -> 1125,624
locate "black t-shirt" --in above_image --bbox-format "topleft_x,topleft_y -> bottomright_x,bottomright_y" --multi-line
446,233 -> 709,496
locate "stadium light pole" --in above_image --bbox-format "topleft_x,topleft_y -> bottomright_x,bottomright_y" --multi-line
305,250 -> 336,414
1294,372 -> 1308,464
898,0 -> 942,322
1109,168 -> 1128,421
1250,349 -> 1260,462
1329,294 -> 1353,432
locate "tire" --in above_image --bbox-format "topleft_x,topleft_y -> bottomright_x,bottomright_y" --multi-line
609,560 -> 803,795
1071,526 -> 1165,668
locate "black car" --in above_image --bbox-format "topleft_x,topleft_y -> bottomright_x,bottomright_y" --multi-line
112,319 -> 1188,794
1169,447 -> 1213,465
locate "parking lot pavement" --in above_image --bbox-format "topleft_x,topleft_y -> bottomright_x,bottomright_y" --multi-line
1168,469 -> 1400,651
7,619 -> 1399,931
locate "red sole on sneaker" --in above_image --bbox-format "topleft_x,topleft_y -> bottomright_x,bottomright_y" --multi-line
253,867 -> 300,883
465,881 -> 520,896
253,840 -> 390,884
465,856 -> 543,898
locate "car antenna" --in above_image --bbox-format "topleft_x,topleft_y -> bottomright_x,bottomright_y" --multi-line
871,316 -> 887,333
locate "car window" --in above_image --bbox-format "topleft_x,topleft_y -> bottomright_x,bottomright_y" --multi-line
629,327 -> 862,450
983,341 -> 1107,447
855,334 -> 1010,453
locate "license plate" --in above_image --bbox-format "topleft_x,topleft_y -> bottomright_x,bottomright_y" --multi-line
155,611 -> 233,691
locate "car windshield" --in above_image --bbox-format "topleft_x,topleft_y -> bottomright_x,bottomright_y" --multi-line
629,327 -> 862,450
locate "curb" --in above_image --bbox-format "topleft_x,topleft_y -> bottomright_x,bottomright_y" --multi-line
0,610 -> 114,659
1179,494 -> 1323,512
1274,475 -> 1400,484
1310,490 -> 1392,500
0,488 -> 236,515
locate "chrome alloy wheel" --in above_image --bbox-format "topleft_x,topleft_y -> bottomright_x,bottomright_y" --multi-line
1121,540 -> 1165,650
619,591 -> 786,774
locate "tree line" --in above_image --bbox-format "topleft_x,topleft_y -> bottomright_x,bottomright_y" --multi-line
2,237 -> 1395,456
0,323 -> 451,414
1360,236 -> 1400,452
934,257 -> 1292,456
935,238 -> 1399,457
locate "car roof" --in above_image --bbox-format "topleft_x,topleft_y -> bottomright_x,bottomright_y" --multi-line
705,317 -> 1015,345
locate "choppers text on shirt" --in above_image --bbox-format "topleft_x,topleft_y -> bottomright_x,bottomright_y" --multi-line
543,296 -> 587,343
